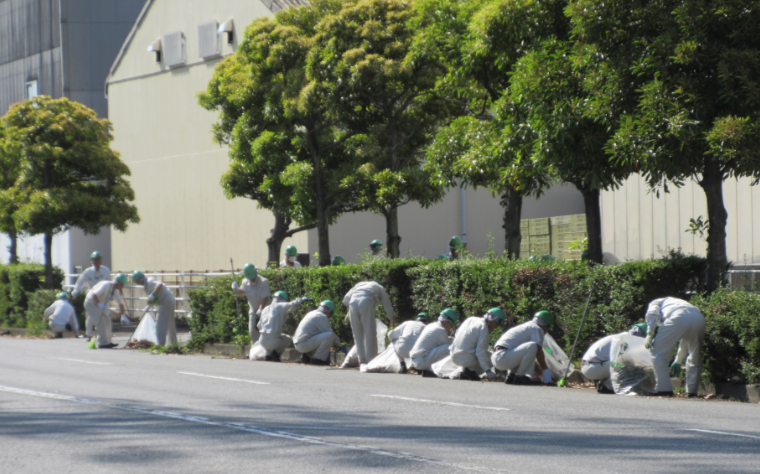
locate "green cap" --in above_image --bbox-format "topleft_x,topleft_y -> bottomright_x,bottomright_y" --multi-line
634,322 -> 647,333
56,292 -> 69,301
528,255 -> 540,262
274,290 -> 289,301
243,263 -> 257,279
448,236 -> 463,250
540,254 -> 555,263
534,310 -> 554,326
486,307 -> 506,321
440,308 -> 458,324
320,300 -> 336,312
90,251 -> 102,260
416,312 -> 430,323
114,273 -> 128,286
285,245 -> 298,256
131,270 -> 145,284
332,255 -> 345,266
370,240 -> 383,250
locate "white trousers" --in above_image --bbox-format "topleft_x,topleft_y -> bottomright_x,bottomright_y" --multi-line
260,334 -> 292,355
582,360 -> 612,390
248,309 -> 260,344
393,338 -> 416,360
491,342 -> 539,376
411,344 -> 450,370
452,350 -> 492,375
295,332 -> 340,362
349,297 -> 377,364
85,310 -> 95,337
155,296 -> 177,346
50,322 -> 71,333
84,300 -> 111,346
651,308 -> 705,393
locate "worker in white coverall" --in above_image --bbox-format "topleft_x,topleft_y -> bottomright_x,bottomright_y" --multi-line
410,309 -> 458,377
132,271 -> 177,346
644,297 -> 706,397
74,251 -> 121,340
293,300 -> 340,366
492,310 -> 554,385
581,323 -> 647,394
451,308 -> 505,381
84,274 -> 128,348
45,292 -> 80,338
280,245 -> 302,268
369,240 -> 384,257
258,291 -> 309,361
388,313 -> 431,373
232,263 -> 271,343
342,281 -> 396,364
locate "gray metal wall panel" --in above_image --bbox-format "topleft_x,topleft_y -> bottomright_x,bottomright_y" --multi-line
0,46 -> 61,114
0,0 -> 60,66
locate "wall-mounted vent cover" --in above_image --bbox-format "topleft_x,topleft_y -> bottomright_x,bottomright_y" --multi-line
198,20 -> 220,59
164,31 -> 186,68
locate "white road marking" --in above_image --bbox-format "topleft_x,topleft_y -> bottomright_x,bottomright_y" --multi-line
177,372 -> 270,385
371,394 -> 511,411
680,428 -> 760,441
47,357 -> 112,366
0,384 -> 502,473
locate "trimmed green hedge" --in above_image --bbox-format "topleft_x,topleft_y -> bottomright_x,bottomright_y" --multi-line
0,263 -> 64,328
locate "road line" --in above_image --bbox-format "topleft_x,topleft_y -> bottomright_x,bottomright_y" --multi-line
371,394 -> 511,411
177,372 -> 270,385
0,384 -> 502,473
680,428 -> 760,441
47,357 -> 112,366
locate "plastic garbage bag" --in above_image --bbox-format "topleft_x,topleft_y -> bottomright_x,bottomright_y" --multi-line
543,333 -> 573,381
360,346 -> 403,373
249,340 -> 268,361
431,355 -> 464,379
340,319 -> 388,368
340,346 -> 360,368
121,314 -> 131,325
609,333 -> 656,396
131,312 -> 158,344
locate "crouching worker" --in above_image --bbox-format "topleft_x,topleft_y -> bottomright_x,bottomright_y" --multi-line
46,292 -> 80,338
644,297 -> 706,398
492,310 -> 554,385
293,300 -> 340,366
84,274 -> 128,348
451,308 -> 504,381
132,271 -> 177,346
582,323 -> 647,394
388,313 -> 431,373
258,291 -> 309,361
411,309 -> 457,377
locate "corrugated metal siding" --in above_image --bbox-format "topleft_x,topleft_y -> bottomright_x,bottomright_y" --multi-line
0,47 -> 62,114
0,0 -> 60,66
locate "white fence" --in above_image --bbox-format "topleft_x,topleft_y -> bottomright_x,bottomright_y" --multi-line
726,269 -> 760,292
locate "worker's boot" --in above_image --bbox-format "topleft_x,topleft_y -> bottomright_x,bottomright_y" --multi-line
421,369 -> 438,378
98,343 -> 118,349
399,361 -> 407,374
646,391 -> 674,397
54,332 -> 63,339
270,351 -> 281,362
513,375 -> 539,385
300,353 -> 311,364
460,368 -> 480,381
311,358 -> 328,366
596,381 -> 615,394
505,372 -> 516,385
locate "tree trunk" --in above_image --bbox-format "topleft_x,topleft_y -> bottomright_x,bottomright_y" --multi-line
44,232 -> 53,289
8,228 -> 18,264
699,157 -> 728,292
501,186 -> 523,259
581,187 -> 603,264
316,204 -> 331,266
266,210 -> 291,267
384,207 -> 401,259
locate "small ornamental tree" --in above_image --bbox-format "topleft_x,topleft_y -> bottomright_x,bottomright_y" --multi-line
0,120 -> 21,263
5,96 -> 139,288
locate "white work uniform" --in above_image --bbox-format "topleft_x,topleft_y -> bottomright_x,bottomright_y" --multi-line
279,259 -> 302,268
646,297 -> 706,394
451,317 -> 493,375
492,321 -> 546,376
410,322 -> 451,370
342,282 -> 396,364
258,298 -> 304,355
84,281 -> 122,346
144,277 -> 177,346
241,276 -> 271,343
293,309 -> 339,362
388,320 -> 426,361
581,334 -> 621,390
72,265 -> 110,297
45,300 -> 79,334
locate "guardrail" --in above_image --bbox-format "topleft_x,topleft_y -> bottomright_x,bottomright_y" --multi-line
726,269 -> 760,292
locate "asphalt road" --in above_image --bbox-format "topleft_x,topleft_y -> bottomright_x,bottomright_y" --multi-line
1,337 -> 758,474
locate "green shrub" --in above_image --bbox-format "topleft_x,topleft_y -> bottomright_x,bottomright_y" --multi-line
24,289 -> 59,336
0,263 -> 64,328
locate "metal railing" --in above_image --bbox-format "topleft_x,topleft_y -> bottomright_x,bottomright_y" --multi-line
726,269 -> 760,292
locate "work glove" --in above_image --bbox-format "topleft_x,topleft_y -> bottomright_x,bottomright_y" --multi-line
485,369 -> 496,381
98,303 -> 106,311
72,290 -> 79,298
670,362 -> 682,377
542,368 -> 553,384
303,297 -> 314,303
147,293 -> 158,304
644,327 -> 656,349
120,314 -> 130,325
231,281 -> 239,290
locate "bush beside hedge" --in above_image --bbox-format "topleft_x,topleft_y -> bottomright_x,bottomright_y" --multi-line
0,263 -> 64,328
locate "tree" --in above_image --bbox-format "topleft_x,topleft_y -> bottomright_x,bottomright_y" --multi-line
569,0 -> 760,289
199,0 -> 364,266
0,121 -> 21,263
4,96 -> 139,288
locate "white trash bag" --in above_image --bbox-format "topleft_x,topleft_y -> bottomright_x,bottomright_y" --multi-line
431,355 -> 462,379
609,333 -> 656,396
543,333 -> 573,381
131,312 -> 158,344
340,319 -> 388,368
360,346 -> 403,373
249,340 -> 268,361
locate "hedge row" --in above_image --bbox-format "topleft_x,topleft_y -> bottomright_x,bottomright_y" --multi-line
0,263 -> 65,328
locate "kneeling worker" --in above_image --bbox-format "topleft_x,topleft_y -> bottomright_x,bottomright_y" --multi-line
132,271 -> 177,346
388,313 -> 431,373
410,309 -> 457,377
492,310 -> 554,385
258,291 -> 309,361
232,263 -> 271,343
293,300 -> 340,366
45,292 -> 80,338
84,274 -> 128,348
451,308 -> 505,381
581,323 -> 647,394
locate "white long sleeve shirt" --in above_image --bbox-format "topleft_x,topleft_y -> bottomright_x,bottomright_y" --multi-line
143,277 -> 173,304
44,300 -> 79,332
85,280 -> 123,307
581,334 -> 622,364
450,317 -> 493,371
73,265 -> 110,296
241,276 -> 271,313
293,309 -> 334,345
645,297 -> 694,330
495,321 -> 545,350
410,322 -> 450,360
342,281 -> 396,319
258,298 -> 304,335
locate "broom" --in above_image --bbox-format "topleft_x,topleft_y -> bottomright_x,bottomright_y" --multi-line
557,281 -> 595,387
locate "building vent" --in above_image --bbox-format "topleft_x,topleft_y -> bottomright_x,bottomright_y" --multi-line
163,31 -> 186,68
198,20 -> 220,59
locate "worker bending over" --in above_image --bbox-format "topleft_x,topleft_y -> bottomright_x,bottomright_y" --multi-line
280,245 -> 302,268
581,323 -> 647,394
294,300 -> 340,366
437,236 -> 462,261
132,271 -> 177,346
342,281 -> 396,364
644,297 -> 706,397
258,291 -> 308,361
411,309 -> 457,377
388,313 -> 430,373
84,274 -> 128,348
232,263 -> 271,343
451,308 -> 505,381
492,311 -> 555,385
45,292 -> 79,338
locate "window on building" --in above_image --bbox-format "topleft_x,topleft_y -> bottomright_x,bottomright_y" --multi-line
25,80 -> 38,100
